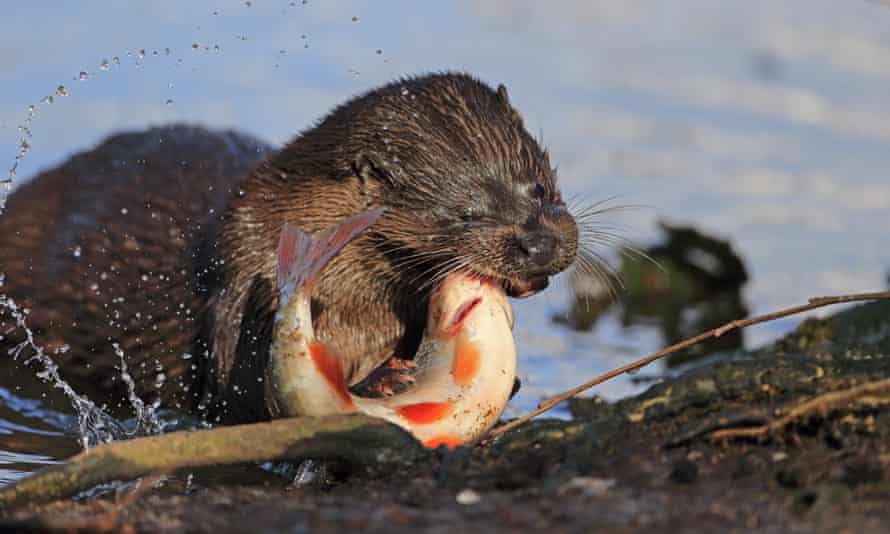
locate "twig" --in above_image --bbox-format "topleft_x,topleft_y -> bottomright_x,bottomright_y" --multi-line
0,414 -> 424,509
706,377 -> 890,441
488,291 -> 890,438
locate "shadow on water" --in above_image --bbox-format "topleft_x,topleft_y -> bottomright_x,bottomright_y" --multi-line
555,221 -> 751,373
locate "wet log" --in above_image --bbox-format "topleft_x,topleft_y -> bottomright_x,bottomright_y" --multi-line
0,414 -> 425,509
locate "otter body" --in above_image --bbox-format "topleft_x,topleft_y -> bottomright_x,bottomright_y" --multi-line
0,73 -> 577,422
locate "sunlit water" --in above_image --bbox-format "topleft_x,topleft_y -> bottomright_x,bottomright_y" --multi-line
1,0 -> 889,484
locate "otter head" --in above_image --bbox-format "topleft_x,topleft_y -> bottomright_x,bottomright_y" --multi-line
349,73 -> 578,298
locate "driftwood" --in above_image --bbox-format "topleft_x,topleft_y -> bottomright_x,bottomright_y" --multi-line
707,377 -> 890,442
0,414 -> 425,509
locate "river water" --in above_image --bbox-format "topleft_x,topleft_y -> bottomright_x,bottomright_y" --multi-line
1,0 -> 888,484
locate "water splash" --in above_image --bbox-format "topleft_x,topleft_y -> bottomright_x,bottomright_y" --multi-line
112,343 -> 164,437
0,44 -> 222,215
0,295 -> 123,449
0,276 -> 163,448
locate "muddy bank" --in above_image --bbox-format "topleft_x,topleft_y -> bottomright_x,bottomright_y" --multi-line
4,299 -> 890,533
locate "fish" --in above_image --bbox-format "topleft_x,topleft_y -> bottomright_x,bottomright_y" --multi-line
269,208 -> 517,449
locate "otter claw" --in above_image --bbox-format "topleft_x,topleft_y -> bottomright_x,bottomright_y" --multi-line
350,357 -> 417,398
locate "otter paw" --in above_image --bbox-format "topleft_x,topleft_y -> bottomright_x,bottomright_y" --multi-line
350,358 -> 417,398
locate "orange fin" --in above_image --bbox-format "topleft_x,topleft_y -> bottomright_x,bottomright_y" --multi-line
397,401 -> 453,424
423,435 -> 464,449
309,341 -> 354,409
277,207 -> 384,292
452,335 -> 481,386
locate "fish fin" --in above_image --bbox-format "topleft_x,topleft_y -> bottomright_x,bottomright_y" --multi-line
308,340 -> 355,410
277,207 -> 385,292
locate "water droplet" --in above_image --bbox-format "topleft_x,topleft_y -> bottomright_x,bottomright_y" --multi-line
245,0 -> 252,6
55,85 -> 68,97
78,71 -> 89,81
351,15 -> 359,22
40,95 -> 54,104
401,87 -> 410,97
73,246 -> 82,258
376,49 -> 383,55
164,47 -> 171,55
138,49 -> 146,59
120,207 -> 129,215
112,56 -> 121,65
165,99 -> 174,106
191,43 -> 200,50
100,58 -> 110,70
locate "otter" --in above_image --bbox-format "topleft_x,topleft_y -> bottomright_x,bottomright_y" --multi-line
0,73 -> 578,423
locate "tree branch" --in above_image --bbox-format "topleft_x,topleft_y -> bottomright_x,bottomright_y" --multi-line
488,291 -> 890,438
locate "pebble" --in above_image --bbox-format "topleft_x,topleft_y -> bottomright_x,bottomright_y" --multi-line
562,476 -> 615,497
456,488 -> 481,505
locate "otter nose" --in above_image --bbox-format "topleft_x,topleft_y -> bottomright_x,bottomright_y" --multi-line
518,231 -> 558,267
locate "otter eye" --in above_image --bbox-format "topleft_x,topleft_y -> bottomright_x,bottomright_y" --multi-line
532,182 -> 546,198
460,207 -> 484,223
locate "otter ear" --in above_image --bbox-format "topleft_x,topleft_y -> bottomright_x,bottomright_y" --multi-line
497,84 -> 510,105
497,83 -> 524,127
353,150 -> 395,188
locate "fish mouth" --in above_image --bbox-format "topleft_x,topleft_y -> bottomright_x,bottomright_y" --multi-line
502,275 -> 549,298
455,268 -> 550,299
467,273 -> 550,299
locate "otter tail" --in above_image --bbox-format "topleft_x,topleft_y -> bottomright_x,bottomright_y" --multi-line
277,207 -> 385,292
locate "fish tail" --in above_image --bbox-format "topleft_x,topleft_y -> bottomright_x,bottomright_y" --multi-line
277,207 -> 385,292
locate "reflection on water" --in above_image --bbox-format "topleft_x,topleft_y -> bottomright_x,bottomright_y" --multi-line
0,382 -> 78,485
